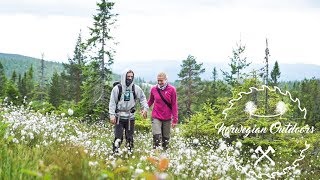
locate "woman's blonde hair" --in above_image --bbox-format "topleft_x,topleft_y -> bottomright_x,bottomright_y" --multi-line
157,72 -> 167,79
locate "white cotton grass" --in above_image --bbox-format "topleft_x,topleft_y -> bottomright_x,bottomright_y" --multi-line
193,138 -> 200,145
68,108 -> 74,116
88,161 -> 98,167
0,104 -> 304,179
245,101 -> 257,117
235,141 -> 242,149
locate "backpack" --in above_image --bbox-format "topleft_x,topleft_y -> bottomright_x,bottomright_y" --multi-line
113,81 -> 137,102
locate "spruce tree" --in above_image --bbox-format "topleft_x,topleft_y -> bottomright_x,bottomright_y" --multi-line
49,72 -> 61,108
80,0 -> 118,121
63,31 -> 85,103
178,55 -> 205,119
270,61 -> 281,86
0,62 -> 7,97
221,41 -> 251,87
11,70 -> 17,83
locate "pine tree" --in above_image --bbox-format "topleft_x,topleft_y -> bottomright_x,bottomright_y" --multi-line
19,72 -> 28,98
49,72 -> 62,108
5,80 -> 20,105
80,0 -> 118,121
26,65 -> 35,99
63,31 -> 85,103
17,74 -> 23,97
212,67 -> 218,96
209,67 -> 218,106
270,61 -> 281,86
178,55 -> 205,119
298,78 -> 320,125
39,53 -> 46,102
221,41 -> 251,87
11,70 -> 17,83
0,62 -> 7,97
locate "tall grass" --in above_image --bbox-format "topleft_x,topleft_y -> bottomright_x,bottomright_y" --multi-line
0,104 -> 319,179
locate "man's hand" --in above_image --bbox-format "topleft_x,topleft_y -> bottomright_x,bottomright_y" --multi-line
110,116 -> 116,124
141,110 -> 147,119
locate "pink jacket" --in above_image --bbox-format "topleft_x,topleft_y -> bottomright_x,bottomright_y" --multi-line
148,84 -> 178,125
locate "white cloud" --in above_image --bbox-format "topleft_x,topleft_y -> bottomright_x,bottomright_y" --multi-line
0,0 -> 319,65
0,0 -> 95,16
115,6 -> 320,65
0,14 -> 92,61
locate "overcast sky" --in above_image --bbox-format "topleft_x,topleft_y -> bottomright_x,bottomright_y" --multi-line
0,0 -> 320,65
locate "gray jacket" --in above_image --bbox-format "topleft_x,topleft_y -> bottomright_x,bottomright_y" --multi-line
109,69 -> 148,120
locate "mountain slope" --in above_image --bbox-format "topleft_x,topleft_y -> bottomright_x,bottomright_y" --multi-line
0,53 -> 64,82
112,60 -> 320,82
1,53 -> 319,83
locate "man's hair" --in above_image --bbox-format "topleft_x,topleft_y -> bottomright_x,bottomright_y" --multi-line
126,70 -> 134,77
157,72 -> 167,79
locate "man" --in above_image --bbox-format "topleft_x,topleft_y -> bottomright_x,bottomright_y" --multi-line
148,72 -> 178,150
109,69 -> 148,154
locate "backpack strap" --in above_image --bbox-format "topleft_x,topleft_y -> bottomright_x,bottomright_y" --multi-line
117,84 -> 122,102
156,88 -> 172,110
132,84 -> 137,101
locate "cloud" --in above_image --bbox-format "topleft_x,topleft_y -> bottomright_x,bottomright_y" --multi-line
0,14 -> 92,61
0,0 -> 320,65
0,0 -> 96,17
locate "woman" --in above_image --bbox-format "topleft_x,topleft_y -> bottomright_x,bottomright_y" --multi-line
148,72 -> 178,150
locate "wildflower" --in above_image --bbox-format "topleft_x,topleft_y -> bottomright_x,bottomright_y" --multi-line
21,129 -> 27,136
158,158 -> 169,172
234,149 -> 240,156
147,156 -> 158,166
251,154 -> 257,159
140,156 -> 147,161
175,127 -> 180,133
218,141 -> 227,151
193,138 -> 199,145
68,108 -> 74,116
88,161 -> 98,167
235,141 -> 242,149
61,113 -> 65,117
134,168 -> 144,176
147,156 -> 170,172
157,172 -> 168,180
12,138 -> 19,143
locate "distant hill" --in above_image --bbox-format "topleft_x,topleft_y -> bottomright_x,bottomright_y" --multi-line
2,53 -> 319,83
0,53 -> 121,83
111,60 -> 320,82
0,53 -> 64,82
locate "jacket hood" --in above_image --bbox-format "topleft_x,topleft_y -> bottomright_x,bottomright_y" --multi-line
121,68 -> 134,87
